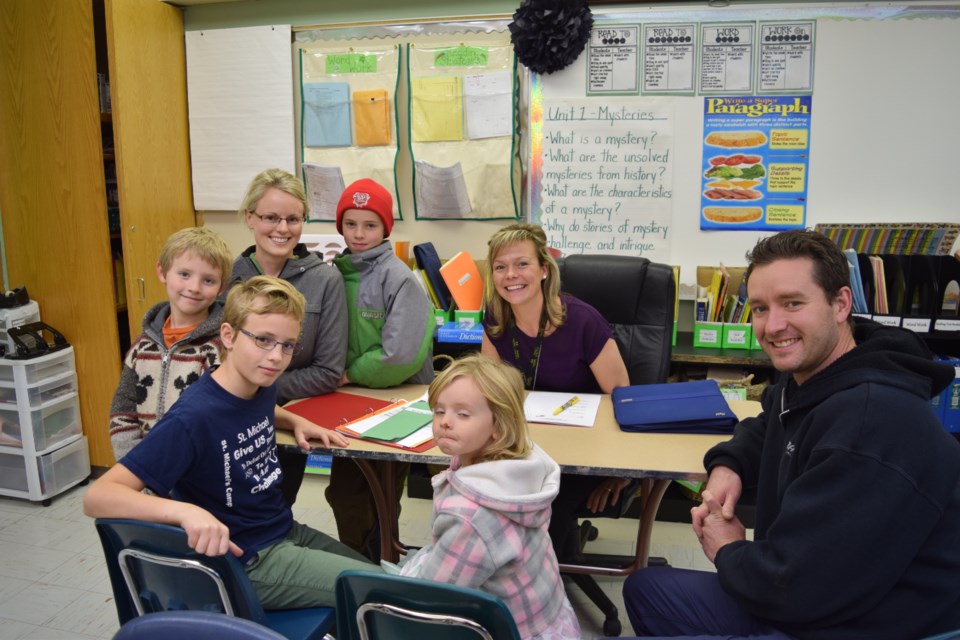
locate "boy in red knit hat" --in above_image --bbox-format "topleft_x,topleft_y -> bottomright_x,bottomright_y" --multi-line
327,178 -> 434,560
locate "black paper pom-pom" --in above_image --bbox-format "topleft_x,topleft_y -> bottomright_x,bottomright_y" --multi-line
509,0 -> 594,75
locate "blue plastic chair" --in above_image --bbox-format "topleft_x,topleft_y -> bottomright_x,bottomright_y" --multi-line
112,610 -> 286,640
335,569 -> 521,640
95,518 -> 334,640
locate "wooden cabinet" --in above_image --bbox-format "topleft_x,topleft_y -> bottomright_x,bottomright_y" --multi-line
0,0 -> 195,467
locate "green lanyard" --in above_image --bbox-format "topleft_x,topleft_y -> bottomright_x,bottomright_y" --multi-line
511,308 -> 548,391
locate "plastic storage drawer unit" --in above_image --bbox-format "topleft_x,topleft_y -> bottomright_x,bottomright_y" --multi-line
36,436 -> 89,496
0,347 -> 74,384
0,394 -> 81,452
0,371 -> 77,408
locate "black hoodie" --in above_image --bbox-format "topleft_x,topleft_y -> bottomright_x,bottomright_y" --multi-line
705,317 -> 960,640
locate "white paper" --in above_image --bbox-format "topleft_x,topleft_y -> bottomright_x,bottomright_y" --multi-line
302,163 -> 345,220
524,392 -> 602,428
463,71 -> 513,139
186,26 -> 295,210
414,160 -> 472,218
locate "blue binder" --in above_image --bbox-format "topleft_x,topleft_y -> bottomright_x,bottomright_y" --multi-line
612,380 -> 739,434
413,242 -> 453,311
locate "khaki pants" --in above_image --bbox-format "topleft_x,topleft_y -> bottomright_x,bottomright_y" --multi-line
245,521 -> 380,609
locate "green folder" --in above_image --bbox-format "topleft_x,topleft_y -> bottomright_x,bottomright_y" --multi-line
363,401 -> 433,442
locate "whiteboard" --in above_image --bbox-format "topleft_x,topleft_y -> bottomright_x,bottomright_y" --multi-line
186,25 -> 296,210
536,10 -> 960,281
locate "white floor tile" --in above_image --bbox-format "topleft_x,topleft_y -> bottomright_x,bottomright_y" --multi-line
0,582 -> 85,626
43,590 -> 119,638
0,617 -> 43,640
36,552 -> 113,595
0,540 -> 77,581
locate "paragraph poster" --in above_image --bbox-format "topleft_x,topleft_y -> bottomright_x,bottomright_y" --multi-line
536,98 -> 674,261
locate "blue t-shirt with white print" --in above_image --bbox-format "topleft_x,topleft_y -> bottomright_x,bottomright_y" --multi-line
121,371 -> 291,563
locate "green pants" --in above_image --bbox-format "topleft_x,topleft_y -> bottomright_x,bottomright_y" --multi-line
245,520 -> 381,609
325,457 -> 410,558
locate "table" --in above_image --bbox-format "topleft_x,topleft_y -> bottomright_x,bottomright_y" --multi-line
277,385 -> 760,572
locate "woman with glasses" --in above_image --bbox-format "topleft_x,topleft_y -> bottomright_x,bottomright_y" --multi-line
230,168 -> 348,506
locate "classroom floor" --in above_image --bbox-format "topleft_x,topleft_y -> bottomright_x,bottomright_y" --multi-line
0,474 -> 722,639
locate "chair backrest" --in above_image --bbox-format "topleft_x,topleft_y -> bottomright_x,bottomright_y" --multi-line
299,233 -> 346,264
112,610 -> 286,640
335,570 -> 521,640
95,518 -> 267,626
556,254 -> 675,385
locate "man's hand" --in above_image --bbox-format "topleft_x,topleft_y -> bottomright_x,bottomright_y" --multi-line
178,504 -> 243,558
585,477 -> 632,513
697,489 -> 746,563
691,465 -> 743,538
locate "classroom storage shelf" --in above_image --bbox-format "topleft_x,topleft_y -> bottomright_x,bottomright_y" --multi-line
0,347 -> 90,505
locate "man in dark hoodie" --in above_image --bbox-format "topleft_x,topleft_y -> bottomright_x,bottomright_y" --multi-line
623,229 -> 960,640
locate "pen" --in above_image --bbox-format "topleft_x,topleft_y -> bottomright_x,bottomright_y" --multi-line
553,395 -> 580,416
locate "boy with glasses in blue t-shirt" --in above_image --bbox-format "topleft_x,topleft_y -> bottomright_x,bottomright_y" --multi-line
84,276 -> 380,609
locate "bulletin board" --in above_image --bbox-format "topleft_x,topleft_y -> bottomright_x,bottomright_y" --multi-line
293,22 -> 521,225
528,4 -> 960,281
298,43 -> 401,220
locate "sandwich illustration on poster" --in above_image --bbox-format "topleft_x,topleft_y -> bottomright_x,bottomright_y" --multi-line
700,96 -> 811,231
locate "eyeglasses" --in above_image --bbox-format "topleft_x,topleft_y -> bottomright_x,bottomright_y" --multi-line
249,212 -> 304,227
237,327 -> 302,356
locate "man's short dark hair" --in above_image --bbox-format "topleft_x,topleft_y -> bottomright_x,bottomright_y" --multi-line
745,229 -> 851,303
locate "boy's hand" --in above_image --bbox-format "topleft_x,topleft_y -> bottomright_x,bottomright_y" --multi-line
338,372 -> 351,387
178,504 -> 238,557
294,421 -> 350,450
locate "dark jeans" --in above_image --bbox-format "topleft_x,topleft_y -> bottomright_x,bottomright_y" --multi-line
623,566 -> 795,639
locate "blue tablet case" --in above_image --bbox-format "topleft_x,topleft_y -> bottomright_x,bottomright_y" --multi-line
612,379 -> 739,434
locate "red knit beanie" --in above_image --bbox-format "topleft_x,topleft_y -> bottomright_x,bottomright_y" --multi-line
336,179 -> 394,238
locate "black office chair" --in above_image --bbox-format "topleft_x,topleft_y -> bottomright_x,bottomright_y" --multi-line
556,253 -> 675,636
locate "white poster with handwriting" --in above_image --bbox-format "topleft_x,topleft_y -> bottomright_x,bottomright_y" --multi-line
538,98 -> 674,260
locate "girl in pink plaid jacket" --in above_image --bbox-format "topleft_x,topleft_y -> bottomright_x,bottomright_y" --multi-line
401,354 -> 581,639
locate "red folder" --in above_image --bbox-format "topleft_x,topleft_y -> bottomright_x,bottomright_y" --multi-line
286,392 -> 436,453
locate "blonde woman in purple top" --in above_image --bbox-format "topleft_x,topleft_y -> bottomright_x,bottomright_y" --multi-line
481,223 -> 632,561
401,354 -> 581,639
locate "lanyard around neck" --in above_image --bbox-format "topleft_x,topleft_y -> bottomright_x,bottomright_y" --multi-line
511,306 -> 548,390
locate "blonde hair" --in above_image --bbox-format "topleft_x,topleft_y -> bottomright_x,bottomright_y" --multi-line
222,276 -> 306,332
484,223 -> 564,339
428,354 -> 532,464
239,168 -> 309,218
157,227 -> 233,287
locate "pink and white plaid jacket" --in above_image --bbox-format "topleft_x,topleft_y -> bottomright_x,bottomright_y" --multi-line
401,444 -> 581,639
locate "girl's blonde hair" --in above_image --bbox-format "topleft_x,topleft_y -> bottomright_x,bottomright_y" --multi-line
484,223 -> 565,339
428,354 -> 532,464
239,168 -> 309,218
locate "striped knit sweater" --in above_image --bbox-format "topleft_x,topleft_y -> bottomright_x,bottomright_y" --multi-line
108,301 -> 222,460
